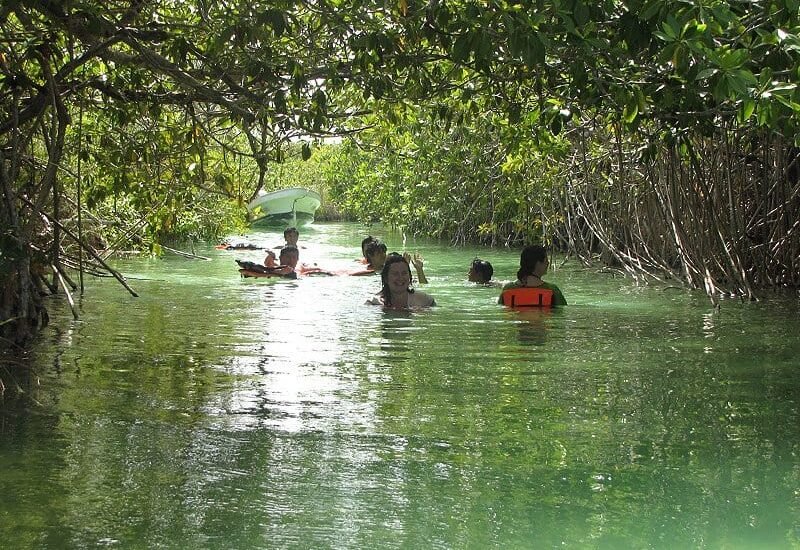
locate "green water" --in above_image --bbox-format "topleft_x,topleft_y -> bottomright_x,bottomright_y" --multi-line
2,223 -> 799,549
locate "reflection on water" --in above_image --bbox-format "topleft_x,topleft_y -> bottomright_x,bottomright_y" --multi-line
508,307 -> 553,346
2,223 -> 800,548
377,312 -> 415,354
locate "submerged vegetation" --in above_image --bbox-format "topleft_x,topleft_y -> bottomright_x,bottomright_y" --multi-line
1,0 -> 799,347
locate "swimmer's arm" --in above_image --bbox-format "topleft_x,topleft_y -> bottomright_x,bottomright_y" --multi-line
404,252 -> 428,284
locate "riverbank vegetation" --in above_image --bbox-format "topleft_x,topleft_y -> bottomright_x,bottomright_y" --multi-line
2,0 -> 799,347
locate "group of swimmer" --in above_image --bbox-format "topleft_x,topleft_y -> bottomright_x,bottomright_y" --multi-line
230,227 -> 567,310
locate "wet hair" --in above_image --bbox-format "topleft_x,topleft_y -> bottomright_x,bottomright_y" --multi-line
380,253 -> 414,306
279,245 -> 299,261
364,240 -> 387,265
361,235 -> 376,258
517,245 -> 548,280
471,258 -> 494,282
284,227 -> 299,238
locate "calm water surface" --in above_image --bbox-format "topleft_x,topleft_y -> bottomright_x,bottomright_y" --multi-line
2,222 -> 799,548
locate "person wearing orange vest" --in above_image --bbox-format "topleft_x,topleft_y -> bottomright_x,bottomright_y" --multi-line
499,245 -> 567,306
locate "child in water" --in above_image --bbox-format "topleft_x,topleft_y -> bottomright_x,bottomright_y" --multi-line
275,227 -> 301,249
238,246 -> 299,279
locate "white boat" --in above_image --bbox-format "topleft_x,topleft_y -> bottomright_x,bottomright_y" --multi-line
247,187 -> 322,227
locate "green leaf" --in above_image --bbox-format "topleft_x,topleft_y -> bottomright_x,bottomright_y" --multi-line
635,87 -> 647,113
672,45 -> 688,74
768,83 -> 798,94
696,68 -> 718,80
711,5 -> 735,26
452,34 -> 472,62
654,31 -> 675,43
573,1 -> 590,27
475,31 -> 492,67
301,143 -> 312,161
662,17 -> 680,40
719,49 -> 749,70
737,99 -> 756,123
623,98 -> 638,123
524,33 -> 545,67
713,75 -> 729,100
640,0 -> 662,21
758,67 -> 773,87
732,69 -> 757,87
509,27 -> 526,58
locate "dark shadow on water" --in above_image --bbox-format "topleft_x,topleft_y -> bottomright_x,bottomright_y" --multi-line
506,307 -> 553,346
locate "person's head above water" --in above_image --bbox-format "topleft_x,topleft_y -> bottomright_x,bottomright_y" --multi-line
517,245 -> 549,280
468,258 -> 494,283
380,253 -> 414,305
365,240 -> 388,270
283,227 -> 299,246
279,245 -> 300,268
361,235 -> 376,259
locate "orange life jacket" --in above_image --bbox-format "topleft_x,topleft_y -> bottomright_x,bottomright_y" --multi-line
500,287 -> 554,307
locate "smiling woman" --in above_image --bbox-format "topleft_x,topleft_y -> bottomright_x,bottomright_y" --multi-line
366,253 -> 436,309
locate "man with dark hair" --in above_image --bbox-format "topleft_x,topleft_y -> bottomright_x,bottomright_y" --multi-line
364,240 -> 388,271
360,236 -> 376,262
468,258 -> 494,284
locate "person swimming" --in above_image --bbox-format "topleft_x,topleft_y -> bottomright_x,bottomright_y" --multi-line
366,253 -> 435,309
359,236 -> 377,264
499,245 -> 567,306
275,227 -> 301,249
360,240 -> 388,273
278,245 -> 299,268
237,246 -> 299,279
468,258 -> 494,284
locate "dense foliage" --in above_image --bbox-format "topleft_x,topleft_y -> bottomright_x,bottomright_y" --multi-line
323,0 -> 800,296
2,0 -> 799,346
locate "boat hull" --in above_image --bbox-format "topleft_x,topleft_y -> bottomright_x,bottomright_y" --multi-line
247,187 -> 321,227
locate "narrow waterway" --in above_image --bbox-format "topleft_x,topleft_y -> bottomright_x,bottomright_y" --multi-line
2,222 -> 799,548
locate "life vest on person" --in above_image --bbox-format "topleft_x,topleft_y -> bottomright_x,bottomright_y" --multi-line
500,287 -> 553,307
